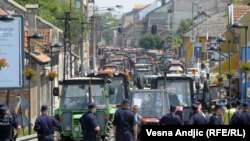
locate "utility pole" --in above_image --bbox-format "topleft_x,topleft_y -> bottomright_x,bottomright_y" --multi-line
57,12 -> 77,80
80,22 -> 84,77
192,0 -> 194,59
92,2 -> 97,71
133,11 -> 136,47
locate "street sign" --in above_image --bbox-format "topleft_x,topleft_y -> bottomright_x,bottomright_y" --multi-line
0,15 -> 24,89
190,36 -> 196,43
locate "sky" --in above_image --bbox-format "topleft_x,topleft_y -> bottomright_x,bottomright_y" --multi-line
95,0 -> 156,13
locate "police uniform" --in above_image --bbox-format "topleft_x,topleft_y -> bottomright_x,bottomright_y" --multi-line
188,104 -> 207,125
237,102 -> 250,125
34,105 -> 61,141
79,103 -> 99,141
113,99 -> 136,141
208,105 -> 223,125
0,104 -> 19,141
159,106 -> 181,125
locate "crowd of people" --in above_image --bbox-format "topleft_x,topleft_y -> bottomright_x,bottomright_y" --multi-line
1,99 -> 250,141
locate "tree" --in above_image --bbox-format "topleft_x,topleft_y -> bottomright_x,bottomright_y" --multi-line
14,0 -> 87,42
95,13 -> 119,46
139,34 -> 164,50
176,18 -> 193,37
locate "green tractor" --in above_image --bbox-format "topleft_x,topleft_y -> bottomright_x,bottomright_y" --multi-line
54,77 -> 116,141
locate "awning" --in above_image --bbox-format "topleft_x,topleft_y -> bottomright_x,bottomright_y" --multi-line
25,49 -> 51,65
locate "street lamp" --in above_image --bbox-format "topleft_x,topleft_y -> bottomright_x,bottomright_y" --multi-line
231,21 -> 248,102
217,36 -> 229,105
27,32 -> 43,135
0,14 -> 14,21
50,43 -> 62,116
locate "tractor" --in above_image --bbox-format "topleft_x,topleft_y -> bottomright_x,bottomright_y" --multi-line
87,70 -> 131,105
54,77 -> 116,141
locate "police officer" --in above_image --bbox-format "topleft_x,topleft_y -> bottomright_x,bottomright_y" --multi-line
34,105 -> 61,141
208,105 -> 224,125
236,102 -> 250,125
113,99 -> 137,141
0,103 -> 21,141
187,104 -> 207,125
79,103 -> 100,141
159,105 -> 181,125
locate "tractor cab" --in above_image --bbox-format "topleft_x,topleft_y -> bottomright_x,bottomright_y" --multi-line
150,75 -> 195,123
55,77 -> 116,141
87,71 -> 130,106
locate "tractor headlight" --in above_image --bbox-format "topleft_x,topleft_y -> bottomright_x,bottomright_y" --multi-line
65,126 -> 71,131
74,126 -> 80,132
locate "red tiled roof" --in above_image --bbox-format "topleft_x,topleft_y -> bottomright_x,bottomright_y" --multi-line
28,29 -> 51,46
234,5 -> 250,21
0,8 -> 8,14
134,3 -> 146,9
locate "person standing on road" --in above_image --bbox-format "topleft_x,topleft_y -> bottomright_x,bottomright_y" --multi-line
236,102 -> 250,125
132,105 -> 143,141
113,99 -> 137,141
224,102 -> 237,125
208,105 -> 224,125
79,103 -> 100,141
34,105 -> 61,141
188,104 -> 207,125
0,103 -> 21,141
159,105 -> 181,125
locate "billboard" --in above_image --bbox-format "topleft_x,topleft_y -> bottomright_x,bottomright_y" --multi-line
0,15 -> 24,89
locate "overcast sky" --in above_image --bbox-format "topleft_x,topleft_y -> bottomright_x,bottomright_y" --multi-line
94,0 -> 156,13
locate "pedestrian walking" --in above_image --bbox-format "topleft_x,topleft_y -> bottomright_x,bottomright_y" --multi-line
34,105 -> 61,141
79,103 -> 100,141
113,99 -> 137,141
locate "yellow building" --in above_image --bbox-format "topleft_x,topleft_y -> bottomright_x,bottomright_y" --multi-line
184,12 -> 227,67
184,5 -> 250,73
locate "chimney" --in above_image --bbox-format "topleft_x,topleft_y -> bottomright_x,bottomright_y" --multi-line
25,4 -> 39,31
161,0 -> 166,5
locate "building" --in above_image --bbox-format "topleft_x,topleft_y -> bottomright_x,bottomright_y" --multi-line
0,0 -> 63,124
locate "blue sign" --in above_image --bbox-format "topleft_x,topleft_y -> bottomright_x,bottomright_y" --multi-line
240,47 -> 250,102
194,43 -> 203,60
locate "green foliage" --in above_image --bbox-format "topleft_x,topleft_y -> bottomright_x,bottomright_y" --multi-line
14,0 -> 88,42
176,18 -> 193,37
95,12 -> 119,45
139,34 -> 164,49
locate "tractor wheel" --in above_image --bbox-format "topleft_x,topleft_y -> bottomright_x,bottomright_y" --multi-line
103,120 -> 115,141
59,135 -> 73,141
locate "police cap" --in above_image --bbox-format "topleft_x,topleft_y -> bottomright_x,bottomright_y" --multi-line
214,104 -> 223,110
191,104 -> 198,111
41,105 -> 48,111
88,103 -> 96,109
0,106 -> 7,114
236,100 -> 242,106
0,102 -> 6,108
242,102 -> 250,108
122,99 -> 130,104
